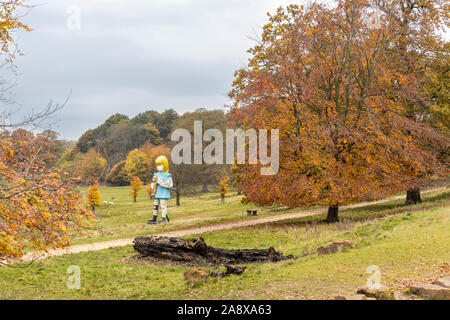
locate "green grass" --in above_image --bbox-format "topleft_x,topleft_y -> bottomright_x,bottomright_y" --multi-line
72,185 -> 447,246
0,188 -> 448,300
71,186 -> 304,245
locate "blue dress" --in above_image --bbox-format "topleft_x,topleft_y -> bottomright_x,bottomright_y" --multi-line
154,172 -> 172,199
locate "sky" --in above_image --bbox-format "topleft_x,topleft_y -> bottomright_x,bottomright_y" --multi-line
7,0 -> 308,140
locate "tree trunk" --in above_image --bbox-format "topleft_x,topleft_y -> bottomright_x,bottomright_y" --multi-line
133,236 -> 293,265
201,182 -> 209,193
326,205 -> 339,223
91,205 -> 95,212
405,188 -> 422,205
221,194 -> 225,203
176,187 -> 181,207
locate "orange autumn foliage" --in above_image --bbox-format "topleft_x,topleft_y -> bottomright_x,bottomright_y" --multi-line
130,176 -> 143,203
0,130 -> 92,263
0,1 -> 32,63
87,181 -> 101,212
218,170 -> 230,204
230,2 -> 449,212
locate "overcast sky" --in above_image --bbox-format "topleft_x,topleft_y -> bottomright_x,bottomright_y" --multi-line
7,0 -> 307,140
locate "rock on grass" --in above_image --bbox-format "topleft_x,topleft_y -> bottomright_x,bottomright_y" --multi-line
317,239 -> 356,255
410,283 -> 450,300
184,268 -> 210,285
357,285 -> 395,300
432,277 -> 450,288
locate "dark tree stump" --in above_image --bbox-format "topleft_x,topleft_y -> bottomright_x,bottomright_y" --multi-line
405,188 -> 422,205
133,236 -> 293,265
325,205 -> 339,223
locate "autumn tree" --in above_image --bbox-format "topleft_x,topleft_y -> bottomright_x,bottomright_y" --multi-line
87,181 -> 101,212
10,128 -> 57,168
105,160 -> 128,186
230,2 -> 449,222
56,147 -> 78,175
74,149 -> 107,184
422,42 -> 449,133
0,130 -> 92,263
0,1 -> 30,57
39,129 -> 75,161
0,2 -> 93,263
218,170 -> 230,204
125,149 -> 149,182
372,0 -> 450,203
130,176 -> 143,203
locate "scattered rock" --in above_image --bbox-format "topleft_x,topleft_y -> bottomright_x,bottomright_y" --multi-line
317,239 -> 356,255
211,265 -> 247,278
393,291 -> 412,300
335,294 -> 376,300
210,270 -> 224,278
184,268 -> 210,285
410,283 -> 450,300
432,277 -> 450,288
224,264 -> 247,275
357,285 -> 394,300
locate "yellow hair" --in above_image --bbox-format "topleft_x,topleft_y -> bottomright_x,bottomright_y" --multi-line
155,156 -> 169,172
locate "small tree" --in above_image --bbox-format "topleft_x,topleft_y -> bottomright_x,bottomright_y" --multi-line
218,171 -> 230,204
105,160 -> 128,186
74,149 -> 107,184
87,182 -> 101,212
125,149 -> 149,182
130,176 -> 143,203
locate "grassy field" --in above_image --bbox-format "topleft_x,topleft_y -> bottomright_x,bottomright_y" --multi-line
0,188 -> 448,300
70,186 -> 303,245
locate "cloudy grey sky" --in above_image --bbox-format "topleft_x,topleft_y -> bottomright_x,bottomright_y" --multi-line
8,0 -> 306,140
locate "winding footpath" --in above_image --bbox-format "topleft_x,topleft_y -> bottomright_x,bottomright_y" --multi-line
11,187 -> 448,264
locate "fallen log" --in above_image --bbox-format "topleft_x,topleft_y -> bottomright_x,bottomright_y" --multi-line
133,236 -> 293,265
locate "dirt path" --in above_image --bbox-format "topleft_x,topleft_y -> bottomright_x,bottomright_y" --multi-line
15,187 -> 447,263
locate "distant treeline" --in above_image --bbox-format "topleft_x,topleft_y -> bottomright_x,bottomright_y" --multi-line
55,108 -> 231,195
